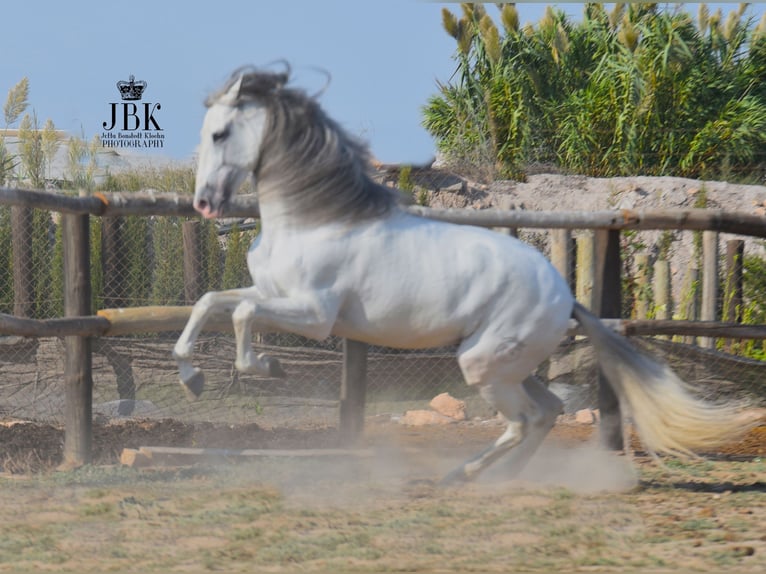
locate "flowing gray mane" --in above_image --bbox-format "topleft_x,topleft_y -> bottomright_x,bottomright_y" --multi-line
208,66 -> 400,224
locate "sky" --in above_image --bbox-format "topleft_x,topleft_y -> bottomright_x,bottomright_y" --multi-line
0,2 -> 761,167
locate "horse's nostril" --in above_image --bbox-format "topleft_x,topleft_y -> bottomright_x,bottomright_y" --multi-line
196,199 -> 208,210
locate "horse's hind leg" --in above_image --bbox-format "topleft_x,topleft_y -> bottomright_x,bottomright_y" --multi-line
498,376 -> 563,475
442,337 -> 563,485
440,382 -> 528,485
442,377 -> 560,484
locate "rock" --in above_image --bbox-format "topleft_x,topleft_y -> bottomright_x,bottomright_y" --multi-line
440,181 -> 467,195
399,410 -> 455,426
575,408 -> 596,425
120,448 -> 152,468
429,392 -> 466,421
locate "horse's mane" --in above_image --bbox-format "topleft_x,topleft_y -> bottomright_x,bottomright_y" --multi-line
207,65 -> 400,225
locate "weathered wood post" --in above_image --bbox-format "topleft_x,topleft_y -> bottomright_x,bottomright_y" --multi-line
680,267 -> 700,345
724,239 -> 744,323
339,338 -> 368,445
701,231 -> 719,348
575,232 -> 595,309
10,206 -> 33,317
593,229 -> 623,451
493,195 -> 518,238
653,259 -> 671,340
182,220 -> 204,304
550,229 -> 574,290
633,253 -> 651,319
723,239 -> 745,352
62,208 -> 93,468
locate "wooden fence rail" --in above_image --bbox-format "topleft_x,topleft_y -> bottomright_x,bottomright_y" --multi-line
4,186 -> 766,235
6,307 -> 766,340
2,186 -> 766,466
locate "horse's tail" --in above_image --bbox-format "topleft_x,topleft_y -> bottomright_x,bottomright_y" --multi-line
571,302 -> 754,457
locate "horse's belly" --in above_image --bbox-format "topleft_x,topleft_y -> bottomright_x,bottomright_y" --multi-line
331,312 -> 465,349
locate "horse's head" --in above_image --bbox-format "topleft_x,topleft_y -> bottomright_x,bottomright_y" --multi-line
195,65 -> 396,224
194,71 -> 283,219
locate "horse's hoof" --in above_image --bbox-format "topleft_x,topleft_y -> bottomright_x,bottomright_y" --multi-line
265,356 -> 287,378
439,466 -> 472,487
181,368 -> 205,400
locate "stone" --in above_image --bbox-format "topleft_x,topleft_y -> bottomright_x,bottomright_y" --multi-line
429,392 -> 467,421
120,448 -> 152,468
575,408 -> 596,425
399,410 -> 455,426
440,181 -> 467,195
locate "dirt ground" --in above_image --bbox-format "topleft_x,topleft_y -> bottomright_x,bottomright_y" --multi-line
0,416 -> 763,474
0,417 -> 763,573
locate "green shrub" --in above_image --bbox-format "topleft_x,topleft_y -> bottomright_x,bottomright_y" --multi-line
425,3 -> 766,180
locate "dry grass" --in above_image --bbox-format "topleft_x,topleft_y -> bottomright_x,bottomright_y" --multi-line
0,452 -> 762,572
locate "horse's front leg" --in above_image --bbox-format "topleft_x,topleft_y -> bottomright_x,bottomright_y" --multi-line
233,299 -> 286,378
232,290 -> 341,375
173,289 -> 251,397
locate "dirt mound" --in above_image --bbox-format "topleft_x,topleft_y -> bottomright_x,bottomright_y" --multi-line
1,418 -> 763,475
0,419 -> 339,474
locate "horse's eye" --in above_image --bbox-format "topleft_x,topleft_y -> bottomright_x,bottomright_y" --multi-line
212,127 -> 229,143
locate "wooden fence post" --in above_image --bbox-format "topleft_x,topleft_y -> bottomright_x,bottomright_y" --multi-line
653,259 -> 671,342
493,195 -> 518,237
182,220 -> 204,304
701,231 -> 719,348
11,206 -> 33,317
724,239 -> 745,352
680,267 -> 700,345
724,239 -> 744,323
575,233 -> 595,309
550,229 -> 574,290
593,229 -> 623,451
62,211 -> 93,468
339,339 -> 368,445
633,253 -> 651,319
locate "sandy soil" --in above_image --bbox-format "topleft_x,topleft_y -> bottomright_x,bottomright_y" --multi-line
0,416 -> 763,573
0,416 -> 763,475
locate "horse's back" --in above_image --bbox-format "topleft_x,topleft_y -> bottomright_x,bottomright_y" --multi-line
316,211 -> 574,349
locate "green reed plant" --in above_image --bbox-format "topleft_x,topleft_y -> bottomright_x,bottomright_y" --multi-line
425,3 -> 766,180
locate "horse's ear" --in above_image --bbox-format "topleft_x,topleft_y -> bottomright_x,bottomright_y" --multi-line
219,76 -> 244,106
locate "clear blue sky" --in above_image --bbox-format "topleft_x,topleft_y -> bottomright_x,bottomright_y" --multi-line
0,2 -> 759,165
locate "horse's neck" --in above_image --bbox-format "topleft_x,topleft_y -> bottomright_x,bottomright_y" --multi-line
256,195 -> 321,235
257,194 -> 367,240
256,194 -> 287,224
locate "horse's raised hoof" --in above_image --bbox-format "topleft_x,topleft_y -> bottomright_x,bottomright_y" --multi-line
265,356 -> 287,378
439,466 -> 472,487
181,368 -> 205,400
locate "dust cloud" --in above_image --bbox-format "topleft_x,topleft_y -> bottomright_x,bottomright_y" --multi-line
223,433 -> 637,511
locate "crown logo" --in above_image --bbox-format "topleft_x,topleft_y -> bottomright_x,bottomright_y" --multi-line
116,75 -> 147,101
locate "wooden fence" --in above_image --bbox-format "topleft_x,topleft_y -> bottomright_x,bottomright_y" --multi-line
2,186 -> 766,466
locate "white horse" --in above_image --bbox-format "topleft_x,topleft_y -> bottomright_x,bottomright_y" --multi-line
174,66 -> 750,483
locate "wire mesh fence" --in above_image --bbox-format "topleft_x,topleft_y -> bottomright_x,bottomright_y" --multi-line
1,192 -> 765,435
2,331 -> 764,429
